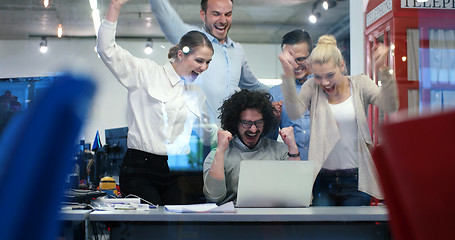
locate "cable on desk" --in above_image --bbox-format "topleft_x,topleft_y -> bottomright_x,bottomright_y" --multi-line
123,194 -> 159,208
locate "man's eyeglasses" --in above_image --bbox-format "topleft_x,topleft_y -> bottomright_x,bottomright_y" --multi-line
295,54 -> 310,64
240,119 -> 264,129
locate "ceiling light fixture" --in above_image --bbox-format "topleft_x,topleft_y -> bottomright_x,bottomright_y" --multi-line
43,0 -> 49,8
57,24 -> 63,38
322,0 -> 337,10
144,39 -> 153,55
309,0 -> 323,24
322,1 -> 329,10
39,37 -> 48,54
309,12 -> 321,24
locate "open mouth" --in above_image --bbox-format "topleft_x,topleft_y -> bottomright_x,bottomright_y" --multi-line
323,85 -> 335,94
214,25 -> 227,33
294,65 -> 306,74
190,70 -> 199,80
244,131 -> 258,141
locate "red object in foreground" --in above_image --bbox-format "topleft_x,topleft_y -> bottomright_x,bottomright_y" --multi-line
372,110 -> 455,240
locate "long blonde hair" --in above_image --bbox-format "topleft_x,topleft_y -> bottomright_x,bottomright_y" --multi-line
309,35 -> 344,70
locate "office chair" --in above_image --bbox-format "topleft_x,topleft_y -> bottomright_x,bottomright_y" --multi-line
372,110 -> 455,240
0,74 -> 96,240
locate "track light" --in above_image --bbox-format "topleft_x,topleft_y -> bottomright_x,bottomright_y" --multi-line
57,24 -> 63,38
322,0 -> 337,10
309,12 -> 321,24
39,37 -> 48,54
144,39 -> 153,55
309,0 -> 338,24
309,0 -> 325,24
322,1 -> 328,10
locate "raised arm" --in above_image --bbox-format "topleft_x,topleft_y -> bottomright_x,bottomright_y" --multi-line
208,130 -> 231,179
150,0 -> 197,44
97,0 -> 148,88
280,46 -> 311,120
202,130 -> 232,203
363,43 -> 399,113
237,42 -> 269,92
105,0 -> 127,22
238,58 -> 270,92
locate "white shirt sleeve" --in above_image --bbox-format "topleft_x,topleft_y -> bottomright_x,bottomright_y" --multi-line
96,19 -> 147,88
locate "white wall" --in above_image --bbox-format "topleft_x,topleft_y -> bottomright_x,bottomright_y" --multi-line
350,0 -> 366,75
250,0 -> 367,81
0,38 -> 281,144
242,43 -> 283,83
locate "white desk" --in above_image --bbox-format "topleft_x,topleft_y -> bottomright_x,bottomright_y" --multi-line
59,209 -> 92,221
90,206 -> 390,240
59,209 -> 92,240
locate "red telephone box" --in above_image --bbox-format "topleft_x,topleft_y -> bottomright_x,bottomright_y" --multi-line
365,0 -> 455,145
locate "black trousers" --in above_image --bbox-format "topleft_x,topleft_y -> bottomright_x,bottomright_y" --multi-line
119,149 -> 181,205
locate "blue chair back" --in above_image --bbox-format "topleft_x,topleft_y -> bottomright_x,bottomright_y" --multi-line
0,74 -> 96,240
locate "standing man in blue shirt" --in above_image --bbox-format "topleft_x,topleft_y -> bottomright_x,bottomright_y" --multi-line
266,30 -> 313,160
150,0 -> 270,124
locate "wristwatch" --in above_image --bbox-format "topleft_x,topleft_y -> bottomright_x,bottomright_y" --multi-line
288,152 -> 300,157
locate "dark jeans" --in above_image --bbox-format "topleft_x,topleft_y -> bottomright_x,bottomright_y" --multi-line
119,149 -> 181,205
312,168 -> 371,206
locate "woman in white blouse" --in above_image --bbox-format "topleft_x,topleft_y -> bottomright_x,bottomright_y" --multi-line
280,35 -> 399,206
97,0 -> 215,205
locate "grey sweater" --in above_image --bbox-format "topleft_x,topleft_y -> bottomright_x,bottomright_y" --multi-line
281,69 -> 399,199
203,137 -> 289,205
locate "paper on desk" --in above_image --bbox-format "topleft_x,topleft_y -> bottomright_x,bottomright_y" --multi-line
165,201 -> 235,213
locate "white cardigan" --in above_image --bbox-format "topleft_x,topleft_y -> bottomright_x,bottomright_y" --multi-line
281,69 -> 399,199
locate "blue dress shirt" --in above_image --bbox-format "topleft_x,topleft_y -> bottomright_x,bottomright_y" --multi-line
266,79 -> 311,160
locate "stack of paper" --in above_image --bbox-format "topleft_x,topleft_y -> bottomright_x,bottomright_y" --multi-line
165,201 -> 235,213
91,198 -> 156,211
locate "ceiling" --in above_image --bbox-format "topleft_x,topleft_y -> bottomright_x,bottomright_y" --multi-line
0,0 -> 350,44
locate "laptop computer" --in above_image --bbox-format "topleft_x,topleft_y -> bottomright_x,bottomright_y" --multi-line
236,160 -> 315,208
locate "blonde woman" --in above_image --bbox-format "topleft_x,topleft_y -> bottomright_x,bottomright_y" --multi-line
280,35 -> 398,206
